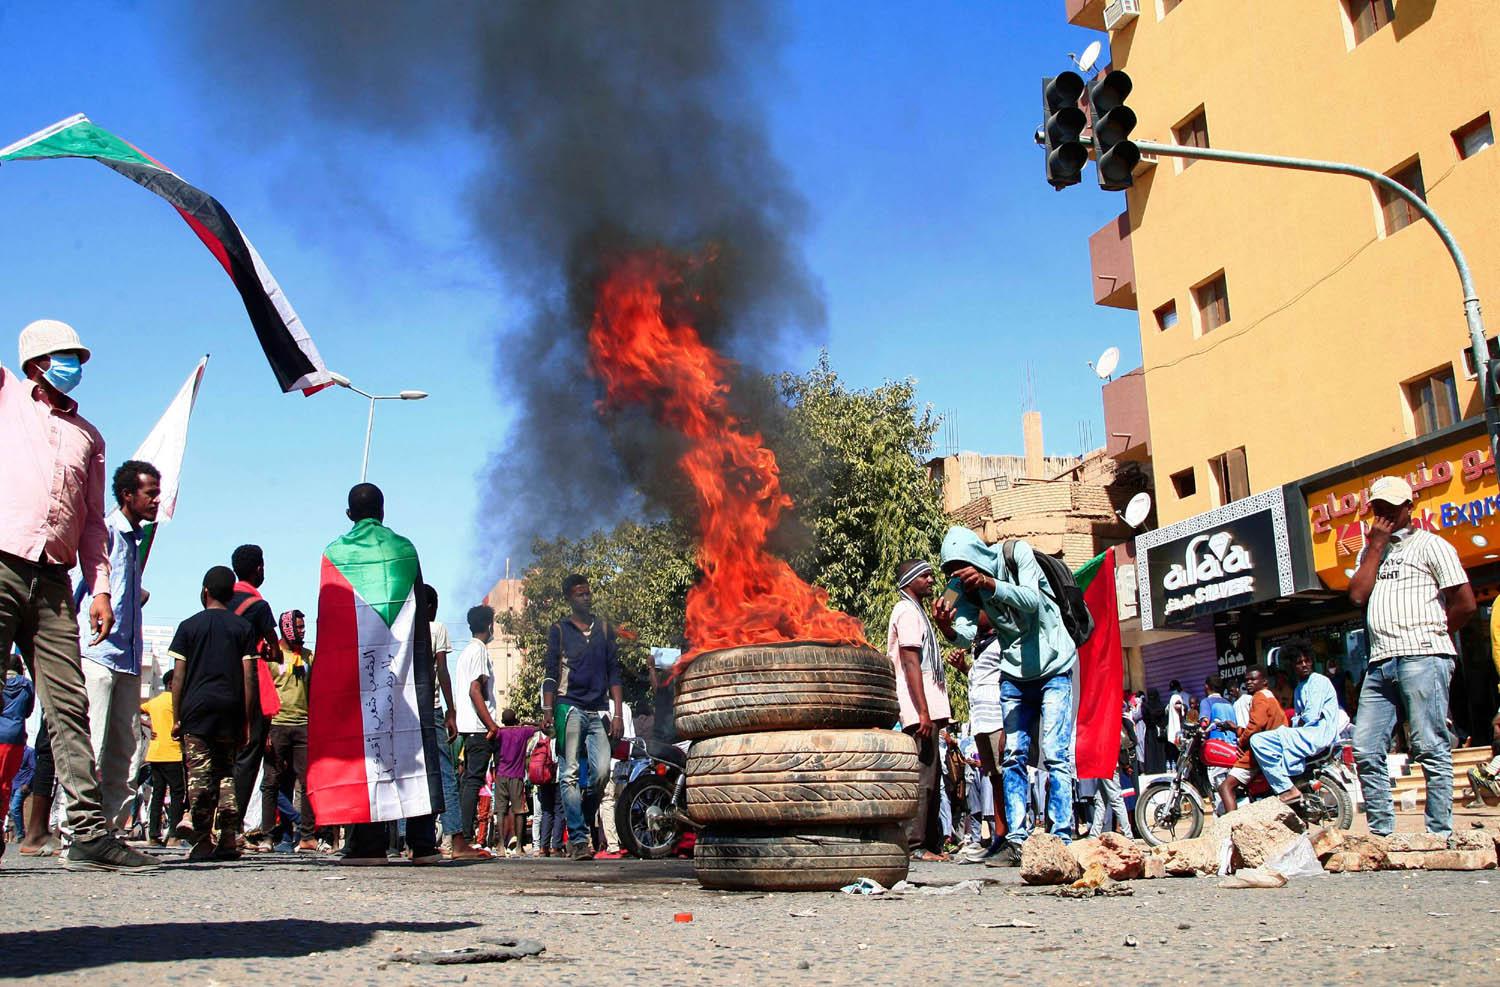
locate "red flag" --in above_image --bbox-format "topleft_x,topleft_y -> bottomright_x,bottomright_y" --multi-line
1074,547 -> 1123,779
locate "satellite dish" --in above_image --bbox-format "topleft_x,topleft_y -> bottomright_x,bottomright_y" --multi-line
1078,41 -> 1102,73
1093,345 -> 1121,380
1124,491 -> 1152,528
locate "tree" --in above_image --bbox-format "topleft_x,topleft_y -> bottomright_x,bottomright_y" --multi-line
501,355 -> 950,718
503,520 -> 695,720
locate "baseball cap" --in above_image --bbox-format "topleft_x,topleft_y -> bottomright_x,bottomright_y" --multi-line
1369,475 -> 1414,506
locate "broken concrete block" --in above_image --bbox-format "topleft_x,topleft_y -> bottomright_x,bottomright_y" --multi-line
1231,816 -> 1302,870
1020,833 -> 1083,886
1066,832 -> 1145,880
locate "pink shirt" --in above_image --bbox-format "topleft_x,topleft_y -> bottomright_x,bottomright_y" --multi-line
0,367 -> 111,595
885,595 -> 951,726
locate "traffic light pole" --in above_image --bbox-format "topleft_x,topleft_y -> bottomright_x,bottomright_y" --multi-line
1096,135 -> 1500,465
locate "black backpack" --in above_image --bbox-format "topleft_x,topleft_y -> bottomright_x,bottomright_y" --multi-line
1001,539 -> 1095,648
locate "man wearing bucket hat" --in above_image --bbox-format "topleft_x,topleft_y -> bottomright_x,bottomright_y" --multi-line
0,320 -> 158,870
1348,474 -> 1476,838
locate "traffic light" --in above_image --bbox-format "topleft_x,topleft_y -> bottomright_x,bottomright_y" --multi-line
1088,69 -> 1140,191
1041,72 -> 1088,190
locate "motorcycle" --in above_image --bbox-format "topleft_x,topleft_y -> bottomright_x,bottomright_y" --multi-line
612,736 -> 699,859
1132,718 -> 1355,847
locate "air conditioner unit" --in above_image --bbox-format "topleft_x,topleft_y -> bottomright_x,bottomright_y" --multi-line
1104,0 -> 1141,30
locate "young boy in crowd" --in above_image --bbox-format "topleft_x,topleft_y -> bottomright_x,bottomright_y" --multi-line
170,566 -> 258,862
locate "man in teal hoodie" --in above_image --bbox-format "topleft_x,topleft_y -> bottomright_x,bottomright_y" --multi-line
934,526 -> 1078,866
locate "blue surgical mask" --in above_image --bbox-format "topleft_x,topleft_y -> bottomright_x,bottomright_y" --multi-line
42,353 -> 82,394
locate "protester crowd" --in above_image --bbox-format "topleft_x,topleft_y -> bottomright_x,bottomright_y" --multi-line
0,319 -> 1494,874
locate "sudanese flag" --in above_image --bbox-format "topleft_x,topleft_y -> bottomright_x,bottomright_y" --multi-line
0,114 -> 331,395
307,519 -> 443,825
1073,547 -> 1124,779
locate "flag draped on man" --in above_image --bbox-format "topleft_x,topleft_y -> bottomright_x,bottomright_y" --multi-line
307,518 -> 443,824
0,115 -> 331,395
1073,547 -> 1124,779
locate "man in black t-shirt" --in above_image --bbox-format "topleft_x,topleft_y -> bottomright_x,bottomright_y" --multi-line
170,566 -> 257,862
227,544 -> 278,848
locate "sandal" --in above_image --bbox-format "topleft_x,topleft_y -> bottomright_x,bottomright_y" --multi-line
910,850 -> 949,862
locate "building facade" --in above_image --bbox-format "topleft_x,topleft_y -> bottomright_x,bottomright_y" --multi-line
1074,0 -> 1500,756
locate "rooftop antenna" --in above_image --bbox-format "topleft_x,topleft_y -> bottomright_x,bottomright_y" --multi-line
1088,345 -> 1121,382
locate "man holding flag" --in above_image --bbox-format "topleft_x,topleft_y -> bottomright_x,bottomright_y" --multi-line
307,483 -> 444,866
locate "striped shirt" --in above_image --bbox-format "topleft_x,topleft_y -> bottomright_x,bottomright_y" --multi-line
1357,528 -> 1468,663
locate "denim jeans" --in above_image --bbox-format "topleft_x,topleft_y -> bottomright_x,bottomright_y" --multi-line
1354,654 -> 1455,836
536,783 -> 566,850
437,737 -> 461,838
1000,672 -> 1074,845
557,705 -> 610,845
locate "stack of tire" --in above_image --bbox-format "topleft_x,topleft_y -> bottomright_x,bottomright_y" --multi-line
676,641 -> 918,892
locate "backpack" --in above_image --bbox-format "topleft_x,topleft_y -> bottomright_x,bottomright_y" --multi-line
527,736 -> 556,785
1001,539 -> 1095,648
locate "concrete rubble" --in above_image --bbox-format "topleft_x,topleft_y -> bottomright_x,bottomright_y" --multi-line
1015,803 -> 1498,886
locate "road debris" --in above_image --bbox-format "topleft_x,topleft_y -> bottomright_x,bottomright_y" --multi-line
391,938 -> 544,966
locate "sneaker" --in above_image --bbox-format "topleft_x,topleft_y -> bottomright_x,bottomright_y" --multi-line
188,838 -> 217,862
956,842 -> 996,865
594,849 -> 627,860
273,839 -> 297,854
62,834 -> 161,872
982,843 -> 1023,868
567,842 -> 596,861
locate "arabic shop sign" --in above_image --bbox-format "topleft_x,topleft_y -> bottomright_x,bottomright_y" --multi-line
1306,434 -> 1498,590
1136,488 -> 1297,630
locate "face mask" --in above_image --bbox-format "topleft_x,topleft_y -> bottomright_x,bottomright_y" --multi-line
42,353 -> 83,394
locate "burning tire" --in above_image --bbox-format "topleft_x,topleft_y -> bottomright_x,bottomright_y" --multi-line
694,825 -> 908,892
686,728 -> 918,826
674,642 -> 899,740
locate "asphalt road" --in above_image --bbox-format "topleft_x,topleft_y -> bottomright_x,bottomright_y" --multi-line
2,846 -> 1495,984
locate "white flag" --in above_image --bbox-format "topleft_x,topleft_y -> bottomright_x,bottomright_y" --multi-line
129,356 -> 208,523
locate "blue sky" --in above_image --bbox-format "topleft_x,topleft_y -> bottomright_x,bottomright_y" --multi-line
0,2 -> 1135,642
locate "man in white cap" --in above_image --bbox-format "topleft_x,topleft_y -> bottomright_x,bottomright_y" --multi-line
1348,474 -> 1475,838
0,320 -> 157,870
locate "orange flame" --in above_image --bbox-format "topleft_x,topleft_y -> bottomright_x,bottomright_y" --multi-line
588,248 -> 867,659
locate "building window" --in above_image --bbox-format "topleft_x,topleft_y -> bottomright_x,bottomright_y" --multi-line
1454,114 -> 1494,160
1170,467 -> 1196,499
1154,300 -> 1178,331
1346,0 -> 1394,45
1406,367 -> 1461,436
1208,447 -> 1250,506
1173,108 -> 1209,171
1378,158 -> 1426,236
1193,272 -> 1230,334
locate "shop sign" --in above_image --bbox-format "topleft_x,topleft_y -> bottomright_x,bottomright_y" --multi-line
1305,435 -> 1498,590
1137,488 -> 1297,630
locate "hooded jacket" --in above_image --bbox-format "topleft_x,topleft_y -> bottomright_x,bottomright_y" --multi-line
939,526 -> 1077,683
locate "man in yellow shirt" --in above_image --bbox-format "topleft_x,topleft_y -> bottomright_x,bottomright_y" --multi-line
262,610 -> 315,851
139,670 -> 184,846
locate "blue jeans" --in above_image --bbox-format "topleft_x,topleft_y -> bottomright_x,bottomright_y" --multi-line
536,783 -> 566,850
437,737 -> 461,838
1354,655 -> 1455,836
8,785 -> 24,840
1001,673 -> 1074,845
557,705 -> 610,845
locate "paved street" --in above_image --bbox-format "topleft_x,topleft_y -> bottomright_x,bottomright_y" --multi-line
3,842 -> 1495,985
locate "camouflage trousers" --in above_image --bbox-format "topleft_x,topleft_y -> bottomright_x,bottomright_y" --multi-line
184,734 -> 240,838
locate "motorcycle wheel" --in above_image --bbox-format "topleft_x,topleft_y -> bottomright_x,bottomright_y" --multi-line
1314,773 -> 1355,830
615,773 -> 680,860
1133,780 -> 1206,847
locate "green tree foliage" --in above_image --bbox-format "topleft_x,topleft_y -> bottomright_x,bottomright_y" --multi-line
502,355 -> 949,718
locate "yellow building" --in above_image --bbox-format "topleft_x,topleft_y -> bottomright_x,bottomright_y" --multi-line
1071,0 -> 1500,525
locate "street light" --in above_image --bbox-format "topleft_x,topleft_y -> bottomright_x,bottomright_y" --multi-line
327,371 -> 428,481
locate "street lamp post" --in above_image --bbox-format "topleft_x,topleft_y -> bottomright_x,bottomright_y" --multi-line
327,372 -> 428,481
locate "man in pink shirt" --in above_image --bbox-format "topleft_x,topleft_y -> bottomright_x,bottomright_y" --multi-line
0,320 -> 157,871
886,559 -> 951,861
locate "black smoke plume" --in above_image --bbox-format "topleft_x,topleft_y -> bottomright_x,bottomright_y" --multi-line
187,1 -> 824,570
